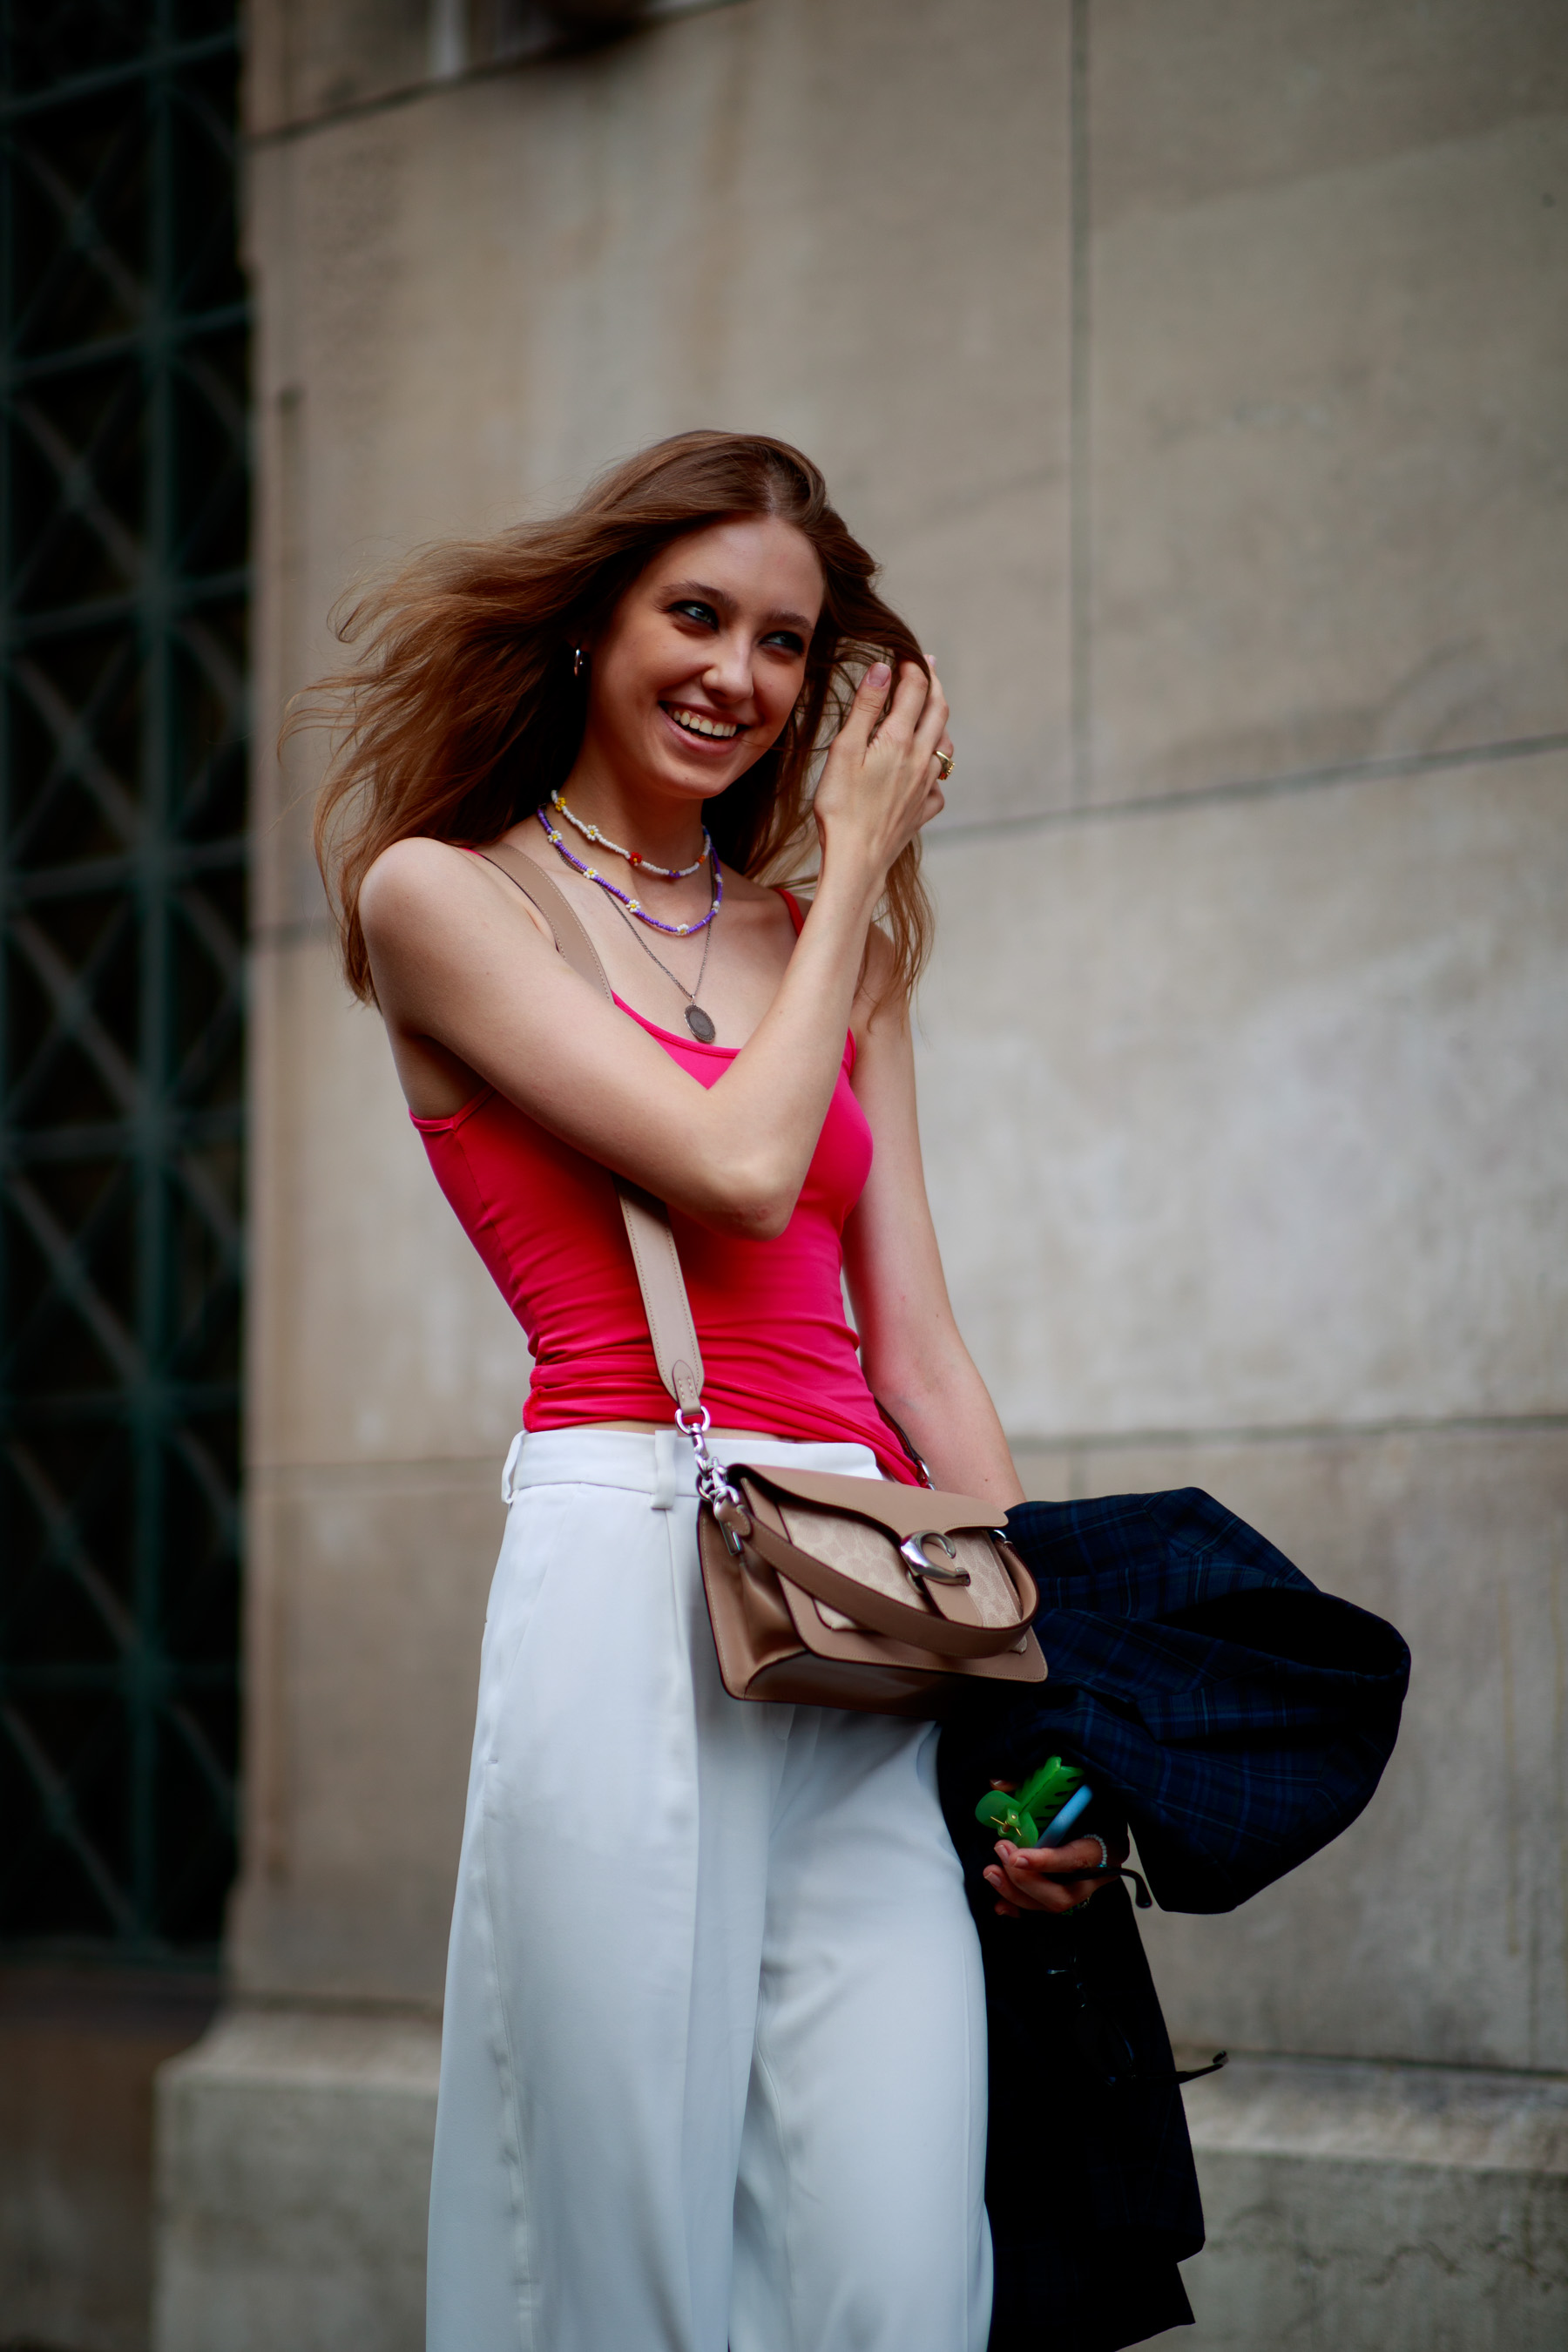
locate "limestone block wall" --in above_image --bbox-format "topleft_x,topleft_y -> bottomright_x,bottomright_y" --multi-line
942,753 -> 1568,2074
169,1 -> 1568,2342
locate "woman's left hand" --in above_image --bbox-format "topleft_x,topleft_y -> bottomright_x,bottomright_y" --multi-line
982,1782 -> 1131,1919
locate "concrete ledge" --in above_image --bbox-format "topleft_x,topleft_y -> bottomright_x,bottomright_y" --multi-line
1181,2053 -> 1568,2351
153,2019 -> 1568,2351
152,2005 -> 439,2352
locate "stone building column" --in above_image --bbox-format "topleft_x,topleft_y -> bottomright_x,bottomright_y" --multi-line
155,4 -> 1568,2345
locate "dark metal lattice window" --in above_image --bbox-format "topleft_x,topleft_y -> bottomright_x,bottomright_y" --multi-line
0,0 -> 247,1960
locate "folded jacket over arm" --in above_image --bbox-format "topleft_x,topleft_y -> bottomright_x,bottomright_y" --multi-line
938,1484 -> 1410,2352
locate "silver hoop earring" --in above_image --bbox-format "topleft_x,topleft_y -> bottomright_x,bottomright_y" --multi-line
571,645 -> 587,679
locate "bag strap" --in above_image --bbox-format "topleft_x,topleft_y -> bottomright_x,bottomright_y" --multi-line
735,1505 -> 1031,1658
473,841 -> 706,1415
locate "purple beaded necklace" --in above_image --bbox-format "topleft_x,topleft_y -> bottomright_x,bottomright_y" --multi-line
536,802 -> 722,936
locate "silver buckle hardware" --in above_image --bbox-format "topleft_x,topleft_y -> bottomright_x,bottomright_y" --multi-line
899,1531 -> 970,1587
712,1493 -> 754,1558
677,1403 -> 752,1552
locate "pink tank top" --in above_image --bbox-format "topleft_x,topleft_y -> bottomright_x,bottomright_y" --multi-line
411,889 -> 917,1483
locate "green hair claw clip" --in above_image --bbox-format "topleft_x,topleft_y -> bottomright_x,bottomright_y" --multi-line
974,1755 -> 1085,1848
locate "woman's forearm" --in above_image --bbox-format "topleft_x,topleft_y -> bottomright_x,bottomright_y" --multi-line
695,855 -> 883,1225
866,1333 -> 1026,1511
841,1003 -> 1024,1506
688,674 -> 950,1227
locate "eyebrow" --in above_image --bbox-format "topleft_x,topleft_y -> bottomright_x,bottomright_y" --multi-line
662,578 -> 817,635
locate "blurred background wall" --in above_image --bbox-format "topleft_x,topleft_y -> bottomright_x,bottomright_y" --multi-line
3,3 -> 1565,2349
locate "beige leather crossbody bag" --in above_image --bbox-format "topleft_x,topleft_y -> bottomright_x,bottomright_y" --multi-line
480,844 -> 1048,1719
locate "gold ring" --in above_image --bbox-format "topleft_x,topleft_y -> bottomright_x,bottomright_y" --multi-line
934,750 -> 955,782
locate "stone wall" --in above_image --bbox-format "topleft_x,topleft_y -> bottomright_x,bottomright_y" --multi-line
156,3 -> 1568,2344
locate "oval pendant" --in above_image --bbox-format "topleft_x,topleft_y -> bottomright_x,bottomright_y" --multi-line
684,1004 -> 717,1044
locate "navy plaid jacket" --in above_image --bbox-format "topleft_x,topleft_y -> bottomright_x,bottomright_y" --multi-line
939,1485 -> 1410,2351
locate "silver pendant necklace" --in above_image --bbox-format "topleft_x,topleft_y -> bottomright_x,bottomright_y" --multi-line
607,872 -> 720,1042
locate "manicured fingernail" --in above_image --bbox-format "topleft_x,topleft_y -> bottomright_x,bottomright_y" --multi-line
868,661 -> 890,689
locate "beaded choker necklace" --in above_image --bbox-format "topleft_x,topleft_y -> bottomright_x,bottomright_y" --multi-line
549,789 -> 706,881
536,802 -> 722,937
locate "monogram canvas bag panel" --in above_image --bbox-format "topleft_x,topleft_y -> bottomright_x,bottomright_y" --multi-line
773,1575 -> 1043,1680
732,1463 -> 1010,1543
772,1506 -> 1031,1634
733,1467 -> 1040,1650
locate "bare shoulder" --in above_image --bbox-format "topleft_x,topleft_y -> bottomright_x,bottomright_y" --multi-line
713,864 -> 805,958
360,832 -> 558,952
723,864 -> 798,919
720,862 -> 785,904
358,835 -> 478,942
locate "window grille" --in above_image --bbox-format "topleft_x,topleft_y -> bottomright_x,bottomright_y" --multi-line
0,0 -> 247,1961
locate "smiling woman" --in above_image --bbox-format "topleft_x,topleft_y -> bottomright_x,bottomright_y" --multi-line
293,431 -> 1106,2352
304,432 -> 936,1008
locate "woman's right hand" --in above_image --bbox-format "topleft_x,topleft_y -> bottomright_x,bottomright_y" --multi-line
812,658 -> 950,888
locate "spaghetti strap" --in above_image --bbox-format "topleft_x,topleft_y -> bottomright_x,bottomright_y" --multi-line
777,887 -> 807,937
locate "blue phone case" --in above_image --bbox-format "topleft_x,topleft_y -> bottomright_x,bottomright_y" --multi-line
1037,1783 -> 1092,1844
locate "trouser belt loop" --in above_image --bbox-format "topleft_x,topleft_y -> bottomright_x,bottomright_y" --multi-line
652,1428 -> 681,1511
500,1431 -> 524,1505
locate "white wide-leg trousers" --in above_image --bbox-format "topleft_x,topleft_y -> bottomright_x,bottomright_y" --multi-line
426,1427 -> 992,2352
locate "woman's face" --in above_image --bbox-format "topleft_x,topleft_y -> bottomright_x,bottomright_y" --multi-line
583,515 -> 826,807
